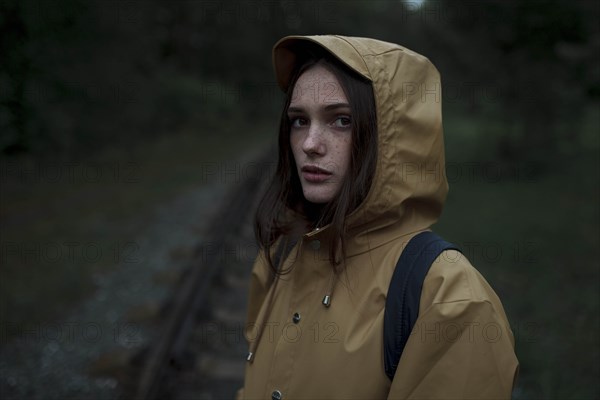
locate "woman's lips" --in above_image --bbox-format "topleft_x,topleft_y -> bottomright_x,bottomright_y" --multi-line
301,166 -> 333,183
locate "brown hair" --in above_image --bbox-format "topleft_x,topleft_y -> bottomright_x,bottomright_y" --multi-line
255,44 -> 378,273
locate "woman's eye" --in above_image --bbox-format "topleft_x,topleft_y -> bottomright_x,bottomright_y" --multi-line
290,117 -> 308,128
333,116 -> 352,128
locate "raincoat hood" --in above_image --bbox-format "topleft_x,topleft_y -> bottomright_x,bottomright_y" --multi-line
273,35 -> 448,254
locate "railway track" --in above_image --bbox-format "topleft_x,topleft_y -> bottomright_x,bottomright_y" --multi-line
129,149 -> 273,400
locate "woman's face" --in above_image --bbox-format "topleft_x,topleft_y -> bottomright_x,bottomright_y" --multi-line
288,64 -> 352,204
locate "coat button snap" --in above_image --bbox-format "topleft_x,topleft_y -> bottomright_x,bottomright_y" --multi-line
292,312 -> 301,324
271,390 -> 282,400
310,240 -> 320,250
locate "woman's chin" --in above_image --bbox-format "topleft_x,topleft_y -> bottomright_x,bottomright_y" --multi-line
302,187 -> 335,204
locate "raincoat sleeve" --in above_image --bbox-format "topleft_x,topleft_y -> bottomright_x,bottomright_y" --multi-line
236,249 -> 272,400
245,250 -> 273,329
387,250 -> 519,400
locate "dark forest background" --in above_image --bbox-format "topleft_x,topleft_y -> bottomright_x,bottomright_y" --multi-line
1,0 -> 599,399
2,0 -> 598,161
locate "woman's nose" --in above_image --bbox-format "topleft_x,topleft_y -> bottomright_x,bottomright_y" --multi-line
302,123 -> 326,155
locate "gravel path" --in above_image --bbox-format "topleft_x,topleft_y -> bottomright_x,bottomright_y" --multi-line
158,187 -> 259,400
0,181 -> 230,400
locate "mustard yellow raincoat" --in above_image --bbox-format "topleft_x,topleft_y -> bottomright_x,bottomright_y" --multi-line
238,35 -> 518,400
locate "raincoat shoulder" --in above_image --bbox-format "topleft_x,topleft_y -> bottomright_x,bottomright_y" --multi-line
388,249 -> 519,399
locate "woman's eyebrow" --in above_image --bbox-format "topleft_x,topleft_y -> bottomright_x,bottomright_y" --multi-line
287,103 -> 351,114
287,106 -> 304,114
323,102 -> 350,111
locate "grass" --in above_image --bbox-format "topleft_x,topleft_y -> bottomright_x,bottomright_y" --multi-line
434,106 -> 600,399
0,117 -> 275,342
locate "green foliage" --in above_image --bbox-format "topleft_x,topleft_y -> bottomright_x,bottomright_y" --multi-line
2,0 -> 597,164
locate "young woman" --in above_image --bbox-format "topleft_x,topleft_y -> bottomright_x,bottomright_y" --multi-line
238,35 -> 518,400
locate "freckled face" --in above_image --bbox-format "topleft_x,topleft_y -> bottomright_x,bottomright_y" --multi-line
289,64 -> 352,204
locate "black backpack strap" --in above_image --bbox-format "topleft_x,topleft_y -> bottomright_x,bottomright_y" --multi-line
383,231 -> 461,381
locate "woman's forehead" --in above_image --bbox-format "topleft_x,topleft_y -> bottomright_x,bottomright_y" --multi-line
290,64 -> 349,107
